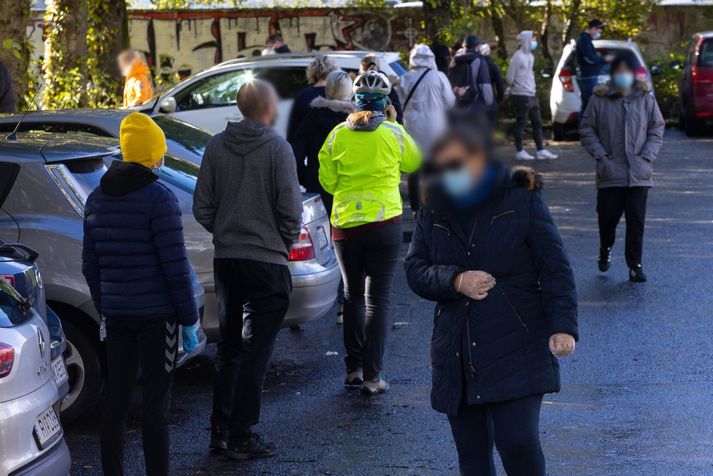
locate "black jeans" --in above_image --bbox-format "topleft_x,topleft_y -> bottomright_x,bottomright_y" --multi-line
101,317 -> 177,476
333,220 -> 402,380
211,258 -> 291,439
578,77 -> 598,116
512,95 -> 544,151
448,395 -> 545,476
597,187 -> 649,267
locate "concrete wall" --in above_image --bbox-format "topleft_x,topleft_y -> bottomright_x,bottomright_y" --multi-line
26,6 -> 713,77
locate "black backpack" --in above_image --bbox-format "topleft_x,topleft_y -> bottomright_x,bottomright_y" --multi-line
449,57 -> 481,108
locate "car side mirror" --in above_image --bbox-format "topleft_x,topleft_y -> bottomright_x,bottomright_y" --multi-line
650,64 -> 662,76
159,97 -> 177,113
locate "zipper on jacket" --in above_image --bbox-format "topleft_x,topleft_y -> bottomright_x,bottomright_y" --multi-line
466,219 -> 477,256
433,223 -> 451,238
490,210 -> 516,225
465,303 -> 476,377
501,289 -> 530,333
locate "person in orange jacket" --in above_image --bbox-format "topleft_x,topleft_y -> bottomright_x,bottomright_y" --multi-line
118,50 -> 154,108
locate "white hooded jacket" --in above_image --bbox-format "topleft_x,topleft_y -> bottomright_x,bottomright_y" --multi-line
396,44 -> 455,153
506,30 -> 537,97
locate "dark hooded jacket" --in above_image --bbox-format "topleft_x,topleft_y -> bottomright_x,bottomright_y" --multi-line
289,96 -> 354,214
82,161 -> 199,326
404,165 -> 578,415
579,80 -> 664,188
448,50 -> 495,110
193,118 -> 303,265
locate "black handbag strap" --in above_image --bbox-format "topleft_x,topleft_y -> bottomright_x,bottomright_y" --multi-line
403,68 -> 431,111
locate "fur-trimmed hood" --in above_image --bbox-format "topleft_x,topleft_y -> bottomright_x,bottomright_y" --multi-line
310,96 -> 355,114
593,79 -> 652,98
510,166 -> 543,192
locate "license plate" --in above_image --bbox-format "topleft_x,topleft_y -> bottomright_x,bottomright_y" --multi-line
318,227 -> 328,249
52,357 -> 68,386
33,406 -> 61,449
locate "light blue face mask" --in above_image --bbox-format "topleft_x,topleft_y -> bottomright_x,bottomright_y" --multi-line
530,40 -> 538,51
613,72 -> 635,90
442,168 -> 476,197
593,32 -> 602,40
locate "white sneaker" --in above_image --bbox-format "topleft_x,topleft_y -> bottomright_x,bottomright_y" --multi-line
515,150 -> 535,161
344,368 -> 364,386
536,149 -> 558,160
361,377 -> 389,396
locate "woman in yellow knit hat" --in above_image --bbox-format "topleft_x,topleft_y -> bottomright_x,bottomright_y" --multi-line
82,112 -> 199,476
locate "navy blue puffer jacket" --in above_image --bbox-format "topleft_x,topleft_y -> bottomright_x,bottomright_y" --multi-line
82,161 -> 199,326
405,165 -> 577,416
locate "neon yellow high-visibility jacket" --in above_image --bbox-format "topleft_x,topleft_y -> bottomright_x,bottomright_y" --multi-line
318,115 -> 421,229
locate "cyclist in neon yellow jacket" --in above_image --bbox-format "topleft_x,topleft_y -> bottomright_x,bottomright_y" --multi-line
318,71 -> 421,396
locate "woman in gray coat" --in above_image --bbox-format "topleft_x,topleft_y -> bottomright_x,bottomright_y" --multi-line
580,55 -> 664,282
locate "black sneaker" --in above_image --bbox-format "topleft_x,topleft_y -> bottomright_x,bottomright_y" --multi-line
225,433 -> 278,461
209,423 -> 229,452
598,247 -> 612,272
629,265 -> 647,283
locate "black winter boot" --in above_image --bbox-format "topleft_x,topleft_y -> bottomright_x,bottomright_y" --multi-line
598,247 -> 612,272
629,265 -> 647,283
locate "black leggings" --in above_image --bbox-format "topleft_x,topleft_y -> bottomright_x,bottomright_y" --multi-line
448,394 -> 545,476
333,220 -> 402,381
512,95 -> 544,152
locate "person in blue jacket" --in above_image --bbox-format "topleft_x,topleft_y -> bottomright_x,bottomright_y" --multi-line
404,127 -> 578,476
576,19 -> 614,115
82,112 -> 199,476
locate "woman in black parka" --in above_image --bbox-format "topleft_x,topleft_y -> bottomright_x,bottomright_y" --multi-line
405,128 -> 578,476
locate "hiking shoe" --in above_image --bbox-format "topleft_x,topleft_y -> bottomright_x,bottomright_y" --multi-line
361,377 -> 389,396
225,433 -> 277,461
629,265 -> 647,283
536,149 -> 558,160
515,150 -> 535,161
209,423 -> 229,452
344,369 -> 364,386
598,247 -> 612,272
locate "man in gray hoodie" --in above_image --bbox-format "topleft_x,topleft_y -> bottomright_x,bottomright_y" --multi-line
193,79 -> 303,460
507,30 -> 558,161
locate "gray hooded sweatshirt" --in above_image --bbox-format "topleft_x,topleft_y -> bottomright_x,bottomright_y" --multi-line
580,80 -> 665,189
506,31 -> 537,97
193,118 -> 303,265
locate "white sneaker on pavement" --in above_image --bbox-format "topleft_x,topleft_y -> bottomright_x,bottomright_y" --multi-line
361,377 -> 389,396
515,150 -> 535,161
536,149 -> 558,160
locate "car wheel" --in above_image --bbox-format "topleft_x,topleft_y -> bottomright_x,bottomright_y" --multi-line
60,320 -> 103,425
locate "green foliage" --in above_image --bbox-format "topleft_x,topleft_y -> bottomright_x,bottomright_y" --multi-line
86,0 -> 123,108
572,0 -> 655,39
650,53 -> 685,121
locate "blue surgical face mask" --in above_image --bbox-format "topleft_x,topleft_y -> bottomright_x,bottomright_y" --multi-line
442,167 -> 476,197
613,72 -> 635,90
530,40 -> 538,51
593,31 -> 602,40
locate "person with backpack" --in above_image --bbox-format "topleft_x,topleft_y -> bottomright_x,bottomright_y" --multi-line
506,31 -> 558,161
396,44 -> 455,213
477,42 -> 505,126
448,35 -> 494,121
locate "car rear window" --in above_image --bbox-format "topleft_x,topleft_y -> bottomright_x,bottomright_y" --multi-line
153,116 -> 211,157
0,283 -> 33,328
0,163 -> 20,208
595,48 -> 642,74
157,156 -> 199,194
698,40 -> 713,67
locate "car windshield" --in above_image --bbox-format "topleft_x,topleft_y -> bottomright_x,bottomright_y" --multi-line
152,115 -> 212,157
0,283 -> 32,328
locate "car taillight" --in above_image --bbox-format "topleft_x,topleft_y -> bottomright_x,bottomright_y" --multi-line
288,225 -> 315,261
635,66 -> 648,82
0,343 -> 14,378
1,275 -> 15,288
559,68 -> 575,93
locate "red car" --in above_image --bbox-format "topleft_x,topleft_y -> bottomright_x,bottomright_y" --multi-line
680,32 -> 713,135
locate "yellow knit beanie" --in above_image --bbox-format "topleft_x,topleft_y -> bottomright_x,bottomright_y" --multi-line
119,112 -> 167,168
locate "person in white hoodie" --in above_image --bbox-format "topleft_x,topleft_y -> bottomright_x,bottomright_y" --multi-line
506,31 -> 558,161
396,44 -> 455,212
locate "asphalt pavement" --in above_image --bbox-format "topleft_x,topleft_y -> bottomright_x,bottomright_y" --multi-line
65,130 -> 713,475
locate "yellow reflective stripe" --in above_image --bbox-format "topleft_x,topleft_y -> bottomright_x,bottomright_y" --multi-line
382,122 -> 405,157
327,123 -> 347,154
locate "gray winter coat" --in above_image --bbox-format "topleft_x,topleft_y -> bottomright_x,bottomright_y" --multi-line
579,80 -> 665,188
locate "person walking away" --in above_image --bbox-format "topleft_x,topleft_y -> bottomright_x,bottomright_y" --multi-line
396,44 -> 455,213
576,19 -> 614,115
579,55 -> 664,282
264,34 -> 291,55
286,55 -> 339,145
507,31 -> 558,161
193,79 -> 303,458
319,71 -> 421,395
290,71 -> 354,324
432,41 -> 452,74
82,113 -> 199,476
360,54 -> 404,123
477,42 -> 505,126
404,126 -> 578,476
448,35 -> 495,124
0,60 -> 16,113
118,50 -> 154,108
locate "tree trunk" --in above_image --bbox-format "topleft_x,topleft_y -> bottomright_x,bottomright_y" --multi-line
0,0 -> 32,110
42,0 -> 90,109
540,0 -> 553,69
491,10 -> 508,59
423,0 -> 451,44
562,0 -> 583,44
87,0 -> 129,106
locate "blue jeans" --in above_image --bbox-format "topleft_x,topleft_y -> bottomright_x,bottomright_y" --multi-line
578,77 -> 599,116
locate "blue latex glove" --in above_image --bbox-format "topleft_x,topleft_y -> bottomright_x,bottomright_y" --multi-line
182,324 -> 199,353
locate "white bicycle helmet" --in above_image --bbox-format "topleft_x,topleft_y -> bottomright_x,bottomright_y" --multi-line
353,70 -> 392,95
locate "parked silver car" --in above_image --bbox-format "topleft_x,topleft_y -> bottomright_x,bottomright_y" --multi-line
0,131 -> 339,423
0,266 -> 71,476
